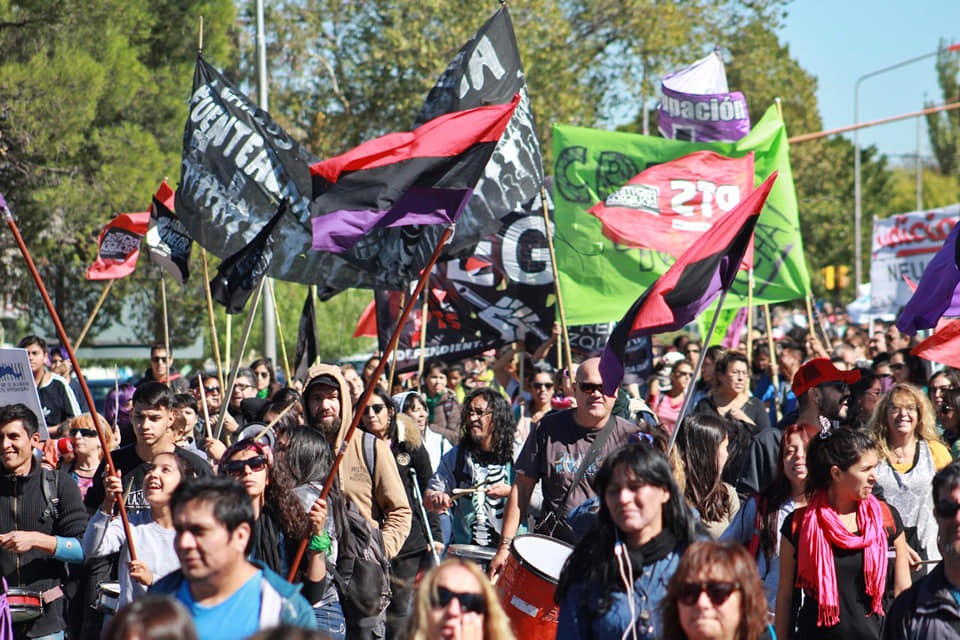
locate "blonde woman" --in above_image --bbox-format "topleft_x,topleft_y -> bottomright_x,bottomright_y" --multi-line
406,559 -> 514,640
871,382 -> 951,572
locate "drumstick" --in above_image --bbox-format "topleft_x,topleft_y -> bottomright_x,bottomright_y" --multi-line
451,487 -> 483,498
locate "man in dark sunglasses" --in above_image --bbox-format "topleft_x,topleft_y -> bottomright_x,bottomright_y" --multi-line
136,343 -> 190,395
884,461 -> 960,638
490,357 -> 644,580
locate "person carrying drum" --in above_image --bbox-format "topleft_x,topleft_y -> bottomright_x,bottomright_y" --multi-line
0,403 -> 89,639
489,357 -> 642,579
426,389 -> 518,557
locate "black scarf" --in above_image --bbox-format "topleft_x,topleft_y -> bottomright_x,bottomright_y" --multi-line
626,529 -> 677,573
251,507 -> 285,575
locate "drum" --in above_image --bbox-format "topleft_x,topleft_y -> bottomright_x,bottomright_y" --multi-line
95,582 -> 121,614
446,544 -> 496,572
6,588 -> 43,623
496,534 -> 573,640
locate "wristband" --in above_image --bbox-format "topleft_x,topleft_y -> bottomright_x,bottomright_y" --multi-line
308,531 -> 332,554
499,537 -> 513,549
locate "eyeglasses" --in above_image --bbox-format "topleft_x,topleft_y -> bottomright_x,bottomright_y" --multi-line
577,382 -> 605,395
222,456 -> 268,476
204,386 -> 221,394
466,407 -> 492,418
151,356 -> 169,364
234,383 -> 254,392
936,499 -> 960,519
532,382 -> 554,390
430,586 -> 487,614
364,403 -> 387,414
888,404 -> 918,415
70,428 -> 98,438
676,581 -> 741,606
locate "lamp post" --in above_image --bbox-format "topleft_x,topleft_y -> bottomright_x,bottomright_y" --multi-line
854,43 -> 960,288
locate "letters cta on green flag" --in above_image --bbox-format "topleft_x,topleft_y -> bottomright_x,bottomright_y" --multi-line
553,104 -> 810,326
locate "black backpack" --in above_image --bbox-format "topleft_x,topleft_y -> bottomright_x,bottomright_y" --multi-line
329,432 -> 392,619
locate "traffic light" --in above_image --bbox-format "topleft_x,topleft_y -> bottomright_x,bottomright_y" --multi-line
821,265 -> 835,291
837,265 -> 851,289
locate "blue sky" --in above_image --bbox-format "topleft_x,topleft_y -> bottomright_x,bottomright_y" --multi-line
778,0 -> 960,165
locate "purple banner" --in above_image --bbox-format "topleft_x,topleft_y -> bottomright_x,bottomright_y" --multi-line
658,86 -> 750,143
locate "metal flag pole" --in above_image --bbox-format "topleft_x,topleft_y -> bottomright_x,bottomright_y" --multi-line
0,194 -> 138,560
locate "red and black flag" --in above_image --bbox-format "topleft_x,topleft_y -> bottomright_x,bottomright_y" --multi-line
600,173 -> 778,394
309,95 -> 518,255
87,211 -> 151,280
145,180 -> 192,286
210,200 -> 287,314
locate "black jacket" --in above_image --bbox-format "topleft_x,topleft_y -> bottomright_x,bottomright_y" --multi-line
0,458 -> 88,636
884,562 -> 960,640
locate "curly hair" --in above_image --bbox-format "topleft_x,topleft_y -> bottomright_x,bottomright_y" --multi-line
555,442 -> 696,612
660,541 -> 768,640
868,382 -> 939,460
221,439 -> 311,541
677,413 -> 732,524
459,388 -> 516,465
406,559 -> 515,640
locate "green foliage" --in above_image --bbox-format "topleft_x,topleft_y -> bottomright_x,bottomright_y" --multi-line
926,41 -> 960,176
888,164 -> 960,213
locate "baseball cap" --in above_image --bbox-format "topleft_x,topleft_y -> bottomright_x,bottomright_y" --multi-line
304,373 -> 339,393
791,358 -> 860,396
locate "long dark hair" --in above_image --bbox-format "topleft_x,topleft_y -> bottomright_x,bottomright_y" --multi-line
756,424 -> 806,561
357,387 -> 397,441
677,413 -> 731,523
460,388 -> 515,465
555,442 -> 695,611
805,428 -> 878,496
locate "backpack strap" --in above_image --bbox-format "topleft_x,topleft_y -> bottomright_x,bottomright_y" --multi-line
40,468 -> 60,521
362,431 -> 377,479
746,496 -> 766,559
879,500 -> 897,539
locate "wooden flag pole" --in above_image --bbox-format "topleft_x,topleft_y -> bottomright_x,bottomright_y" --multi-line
160,275 -> 171,384
74,279 -> 114,350
287,225 -> 456,581
201,249 -> 225,390
764,304 -> 781,423
416,288 -> 430,385
215,278 -> 266,441
0,200 -> 138,560
269,283 -> 291,384
540,186 -> 574,373
668,287 -> 733,455
746,269 -> 754,357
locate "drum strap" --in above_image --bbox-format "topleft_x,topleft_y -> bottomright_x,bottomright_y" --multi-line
538,418 -> 617,535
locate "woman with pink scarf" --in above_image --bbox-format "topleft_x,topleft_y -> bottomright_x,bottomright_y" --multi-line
774,429 -> 911,640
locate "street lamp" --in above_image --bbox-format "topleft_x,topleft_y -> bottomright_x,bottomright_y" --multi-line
853,42 -> 960,288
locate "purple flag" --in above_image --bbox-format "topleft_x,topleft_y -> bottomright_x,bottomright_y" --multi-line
896,221 -> 960,334
658,51 -> 750,143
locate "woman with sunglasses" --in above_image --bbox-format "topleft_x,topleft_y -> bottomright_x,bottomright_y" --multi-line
406,558 -> 514,640
775,428 -> 911,640
219,438 -> 311,576
555,441 -> 698,640
661,541 -> 772,640
63,413 -> 116,500
83,452 -> 197,608
426,389 -> 518,550
250,358 -> 281,400
869,382 -> 951,576
655,359 -> 694,435
721,424 -> 809,613
359,387 -> 442,639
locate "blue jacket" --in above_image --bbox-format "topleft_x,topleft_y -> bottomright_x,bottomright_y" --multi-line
151,560 -> 317,632
556,551 -> 681,640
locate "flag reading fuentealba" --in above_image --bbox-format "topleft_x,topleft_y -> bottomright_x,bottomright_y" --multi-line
553,104 -> 810,327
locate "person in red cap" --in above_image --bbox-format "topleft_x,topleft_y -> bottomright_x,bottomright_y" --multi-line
735,359 -> 860,503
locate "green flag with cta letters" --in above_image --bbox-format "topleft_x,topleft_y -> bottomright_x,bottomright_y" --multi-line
553,104 -> 810,326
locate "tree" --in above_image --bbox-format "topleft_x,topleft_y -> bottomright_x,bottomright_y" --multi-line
925,41 -> 960,176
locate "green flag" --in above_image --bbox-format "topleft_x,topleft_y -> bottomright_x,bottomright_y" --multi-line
553,104 -> 810,326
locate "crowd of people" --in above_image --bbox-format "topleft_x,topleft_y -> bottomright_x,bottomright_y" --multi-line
2,313 -> 960,640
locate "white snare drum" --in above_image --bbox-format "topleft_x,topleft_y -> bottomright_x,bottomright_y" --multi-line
95,582 -> 121,614
6,587 -> 43,623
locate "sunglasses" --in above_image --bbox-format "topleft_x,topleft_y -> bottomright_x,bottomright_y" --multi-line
364,403 -> 387,414
151,356 -> 169,363
532,382 -> 554,390
222,456 -> 268,476
431,586 -> 487,614
577,382 -> 605,395
204,386 -> 221,394
466,407 -> 492,417
70,428 -> 98,438
676,581 -> 740,606
817,381 -> 849,392
936,499 -> 960,519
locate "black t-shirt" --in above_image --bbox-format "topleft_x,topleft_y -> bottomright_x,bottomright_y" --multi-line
83,445 -> 212,513
781,503 -> 904,640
